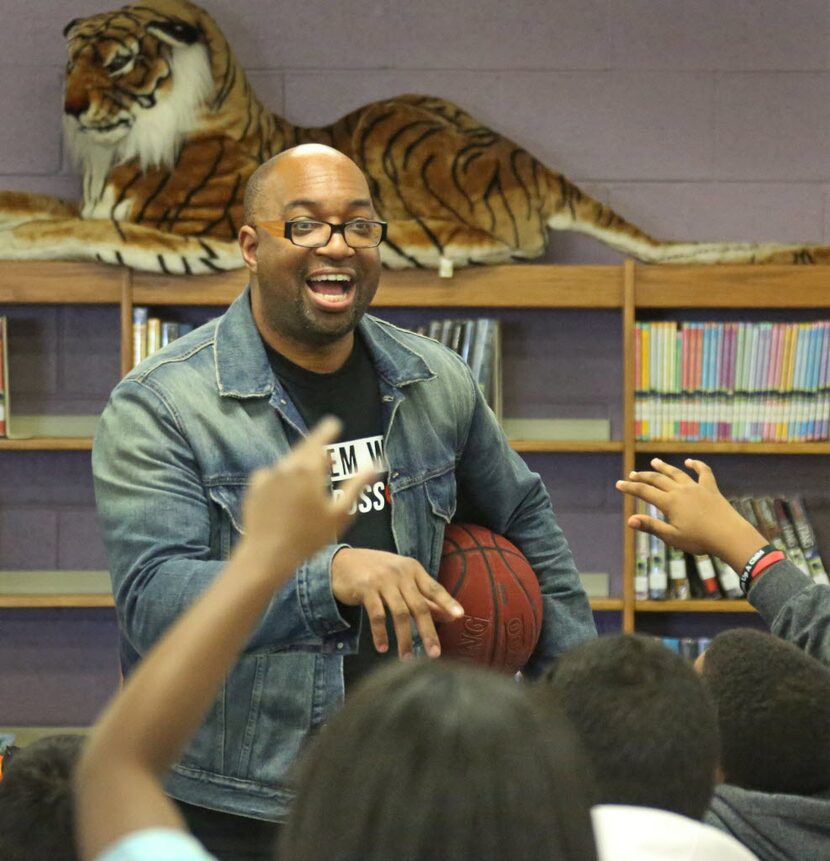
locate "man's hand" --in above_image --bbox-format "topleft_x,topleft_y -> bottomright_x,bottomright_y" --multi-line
331,548 -> 464,658
615,457 -> 766,573
241,418 -> 373,578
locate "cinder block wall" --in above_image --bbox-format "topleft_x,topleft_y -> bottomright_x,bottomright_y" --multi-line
2,0 -> 829,260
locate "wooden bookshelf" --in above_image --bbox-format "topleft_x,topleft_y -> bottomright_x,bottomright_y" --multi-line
0,437 -> 93,451
3,258 -> 829,635
131,264 -> 624,308
0,262 -> 126,304
0,594 -> 114,608
512,440 -> 623,453
590,598 -> 624,611
635,599 -> 756,614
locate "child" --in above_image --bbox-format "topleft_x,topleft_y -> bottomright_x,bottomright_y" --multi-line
616,457 -> 829,662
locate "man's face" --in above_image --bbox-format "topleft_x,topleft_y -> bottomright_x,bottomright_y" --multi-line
245,154 -> 382,350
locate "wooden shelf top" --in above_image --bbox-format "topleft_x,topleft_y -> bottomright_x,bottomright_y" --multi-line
0,437 -> 93,451
131,264 -> 624,308
0,262 -> 126,303
637,441 -> 830,455
635,264 -> 830,308
0,594 -> 114,608
590,598 -> 623,611
636,599 -> 755,613
0,436 -> 619,454
511,440 -> 623,453
0,594 -> 620,612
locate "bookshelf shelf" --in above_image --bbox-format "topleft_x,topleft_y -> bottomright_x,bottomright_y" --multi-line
0,437 -> 620,454
635,265 -> 830,308
512,440 -> 623,453
636,442 -> 830,455
635,599 -> 756,613
590,598 -> 624,611
0,437 -> 93,451
131,264 -> 624,308
0,262 -> 126,304
0,594 -> 114,608
0,594 -> 621,612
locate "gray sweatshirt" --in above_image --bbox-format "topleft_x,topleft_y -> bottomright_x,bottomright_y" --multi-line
748,559 -> 830,665
704,560 -> 830,859
706,785 -> 830,861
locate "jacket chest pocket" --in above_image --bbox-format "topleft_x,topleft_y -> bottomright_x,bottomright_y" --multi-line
422,469 -> 457,575
208,483 -> 248,559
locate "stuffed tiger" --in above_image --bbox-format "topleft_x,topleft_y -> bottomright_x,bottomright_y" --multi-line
0,0 -> 827,275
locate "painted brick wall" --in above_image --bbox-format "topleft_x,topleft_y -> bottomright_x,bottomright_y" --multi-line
1,0 -> 828,723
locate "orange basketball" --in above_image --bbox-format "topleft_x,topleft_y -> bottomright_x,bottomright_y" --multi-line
436,523 -> 543,674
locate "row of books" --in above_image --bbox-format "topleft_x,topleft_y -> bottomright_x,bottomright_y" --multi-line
410,318 -> 502,418
635,494 -> 830,601
0,317 -> 7,436
635,320 -> 830,441
132,308 -> 195,368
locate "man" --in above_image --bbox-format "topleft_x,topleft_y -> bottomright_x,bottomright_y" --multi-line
92,144 -> 596,861
540,634 -> 758,861
700,629 -> 830,861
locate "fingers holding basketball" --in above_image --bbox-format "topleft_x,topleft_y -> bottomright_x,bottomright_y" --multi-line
331,547 -> 463,658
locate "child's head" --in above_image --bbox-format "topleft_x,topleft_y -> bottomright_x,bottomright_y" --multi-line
539,633 -> 719,820
279,659 -> 598,861
0,734 -> 85,861
700,628 -> 830,794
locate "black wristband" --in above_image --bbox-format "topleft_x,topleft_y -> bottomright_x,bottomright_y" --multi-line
739,544 -> 785,596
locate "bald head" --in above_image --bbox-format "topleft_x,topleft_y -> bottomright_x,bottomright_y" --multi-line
243,145 -> 372,226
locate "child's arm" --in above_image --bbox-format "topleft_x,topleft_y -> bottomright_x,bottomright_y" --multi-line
617,458 -> 830,663
615,457 -> 766,573
75,418 -> 373,861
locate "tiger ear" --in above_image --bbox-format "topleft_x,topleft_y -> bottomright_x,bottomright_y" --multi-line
63,17 -> 82,38
146,18 -> 202,47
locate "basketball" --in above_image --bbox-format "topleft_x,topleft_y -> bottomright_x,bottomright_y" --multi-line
436,523 -> 543,674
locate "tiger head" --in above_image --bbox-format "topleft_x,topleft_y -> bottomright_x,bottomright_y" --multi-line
62,0 -> 225,171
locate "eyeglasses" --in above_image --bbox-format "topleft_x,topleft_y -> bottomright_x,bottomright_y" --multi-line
255,219 -> 388,249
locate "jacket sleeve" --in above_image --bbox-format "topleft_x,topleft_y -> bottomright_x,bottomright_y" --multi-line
452,366 -> 597,676
92,378 -> 353,657
748,559 -> 830,665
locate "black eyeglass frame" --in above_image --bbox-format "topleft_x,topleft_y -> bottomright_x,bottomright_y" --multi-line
255,218 -> 388,249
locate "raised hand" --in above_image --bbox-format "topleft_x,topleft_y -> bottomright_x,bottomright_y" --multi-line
615,458 -> 766,572
241,417 -> 374,577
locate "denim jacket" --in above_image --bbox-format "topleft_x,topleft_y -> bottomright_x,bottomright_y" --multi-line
92,287 -> 596,821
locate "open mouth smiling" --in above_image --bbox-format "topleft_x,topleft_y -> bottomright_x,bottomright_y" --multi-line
305,272 -> 355,309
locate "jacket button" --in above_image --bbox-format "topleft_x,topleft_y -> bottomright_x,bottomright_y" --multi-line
336,642 -> 344,650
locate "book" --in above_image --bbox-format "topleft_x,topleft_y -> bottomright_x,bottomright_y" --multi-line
668,546 -> 690,600
0,316 -> 6,437
786,495 -> 830,586
132,306 -> 148,367
751,496 -> 789,557
711,555 -> 742,599
634,499 -> 649,600
771,497 -> 811,577
690,554 -> 722,599
647,507 -> 668,600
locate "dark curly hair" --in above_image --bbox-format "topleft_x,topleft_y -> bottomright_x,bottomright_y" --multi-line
701,628 -> 830,794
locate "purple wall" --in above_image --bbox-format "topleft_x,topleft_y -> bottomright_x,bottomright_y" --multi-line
2,0 -> 829,724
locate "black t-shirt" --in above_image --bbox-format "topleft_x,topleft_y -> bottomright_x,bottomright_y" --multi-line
266,334 -> 396,689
